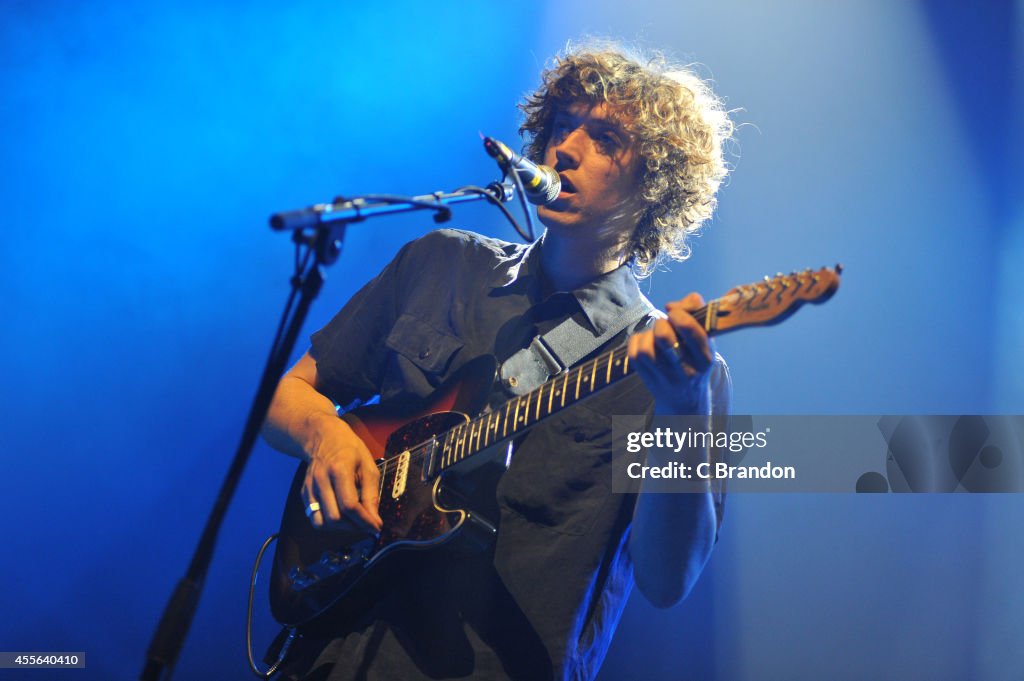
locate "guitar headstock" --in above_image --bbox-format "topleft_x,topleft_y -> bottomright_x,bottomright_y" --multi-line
706,265 -> 842,335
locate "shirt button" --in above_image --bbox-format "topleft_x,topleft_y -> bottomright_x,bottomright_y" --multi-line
419,348 -> 431,360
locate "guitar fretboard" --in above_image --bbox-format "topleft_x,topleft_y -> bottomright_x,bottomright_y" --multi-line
429,304 -> 713,475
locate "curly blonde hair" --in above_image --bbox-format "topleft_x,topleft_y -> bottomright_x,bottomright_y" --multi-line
519,41 -> 734,277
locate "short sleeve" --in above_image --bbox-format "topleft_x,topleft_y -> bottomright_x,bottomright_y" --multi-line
709,352 -> 732,419
708,352 -> 733,536
309,238 -> 418,407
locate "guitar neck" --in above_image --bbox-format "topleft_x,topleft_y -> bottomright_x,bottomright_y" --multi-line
425,265 -> 841,477
429,304 -> 715,476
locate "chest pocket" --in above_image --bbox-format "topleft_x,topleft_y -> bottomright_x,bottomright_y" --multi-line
383,313 -> 465,400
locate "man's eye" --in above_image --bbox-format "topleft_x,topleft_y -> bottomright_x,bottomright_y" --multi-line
597,132 -> 621,150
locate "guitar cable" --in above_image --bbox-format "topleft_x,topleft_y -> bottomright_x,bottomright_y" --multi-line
246,533 -> 296,678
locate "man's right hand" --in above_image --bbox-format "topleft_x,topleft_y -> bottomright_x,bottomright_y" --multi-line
302,416 -> 384,534
261,350 -> 384,535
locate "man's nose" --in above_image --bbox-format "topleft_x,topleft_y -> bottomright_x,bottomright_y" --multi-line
552,128 -> 585,169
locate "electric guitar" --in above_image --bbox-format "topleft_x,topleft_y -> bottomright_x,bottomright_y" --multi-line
268,266 -> 842,627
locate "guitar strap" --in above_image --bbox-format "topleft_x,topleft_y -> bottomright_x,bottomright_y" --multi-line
499,295 -> 657,397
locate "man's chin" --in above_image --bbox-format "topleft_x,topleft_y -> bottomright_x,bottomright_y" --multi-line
536,203 -> 577,230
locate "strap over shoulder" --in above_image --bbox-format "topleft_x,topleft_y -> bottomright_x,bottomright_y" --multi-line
499,295 -> 655,396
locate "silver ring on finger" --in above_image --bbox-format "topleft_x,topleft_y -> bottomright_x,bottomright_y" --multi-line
305,501 -> 322,519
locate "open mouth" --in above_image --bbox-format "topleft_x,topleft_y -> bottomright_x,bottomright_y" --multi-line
558,174 -> 577,194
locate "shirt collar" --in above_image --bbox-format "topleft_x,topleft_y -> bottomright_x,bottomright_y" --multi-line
490,237 -> 645,336
570,262 -> 645,335
491,237 -> 541,290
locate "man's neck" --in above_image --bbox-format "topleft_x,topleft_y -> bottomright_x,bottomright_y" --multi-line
538,229 -> 630,292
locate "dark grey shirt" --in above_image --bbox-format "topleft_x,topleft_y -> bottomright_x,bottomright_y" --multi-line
287,229 -> 731,681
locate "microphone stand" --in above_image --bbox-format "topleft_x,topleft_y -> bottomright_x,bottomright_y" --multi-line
140,180 -> 515,681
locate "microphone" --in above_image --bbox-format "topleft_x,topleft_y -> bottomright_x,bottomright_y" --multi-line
482,136 -> 561,205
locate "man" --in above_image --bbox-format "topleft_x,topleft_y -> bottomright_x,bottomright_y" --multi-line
263,41 -> 734,681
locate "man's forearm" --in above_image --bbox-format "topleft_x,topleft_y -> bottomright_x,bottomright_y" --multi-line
261,373 -> 341,461
629,447 -> 718,608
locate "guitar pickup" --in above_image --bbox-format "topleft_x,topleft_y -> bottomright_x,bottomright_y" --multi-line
391,451 -> 410,499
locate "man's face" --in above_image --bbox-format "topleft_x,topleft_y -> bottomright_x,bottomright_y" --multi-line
536,101 -> 644,243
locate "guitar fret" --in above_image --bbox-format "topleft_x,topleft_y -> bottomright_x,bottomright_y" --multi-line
575,366 -> 582,400
523,393 -> 531,425
561,372 -> 568,407
503,402 -> 512,438
513,397 -> 522,432
452,421 -> 460,464
605,349 -> 614,385
548,376 -> 556,414
535,386 -> 542,420
589,358 -> 597,392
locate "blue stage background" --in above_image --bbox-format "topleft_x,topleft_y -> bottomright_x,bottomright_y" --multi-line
1,1 -> 1021,679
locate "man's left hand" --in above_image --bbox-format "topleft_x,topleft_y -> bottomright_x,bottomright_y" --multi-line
627,292 -> 714,415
